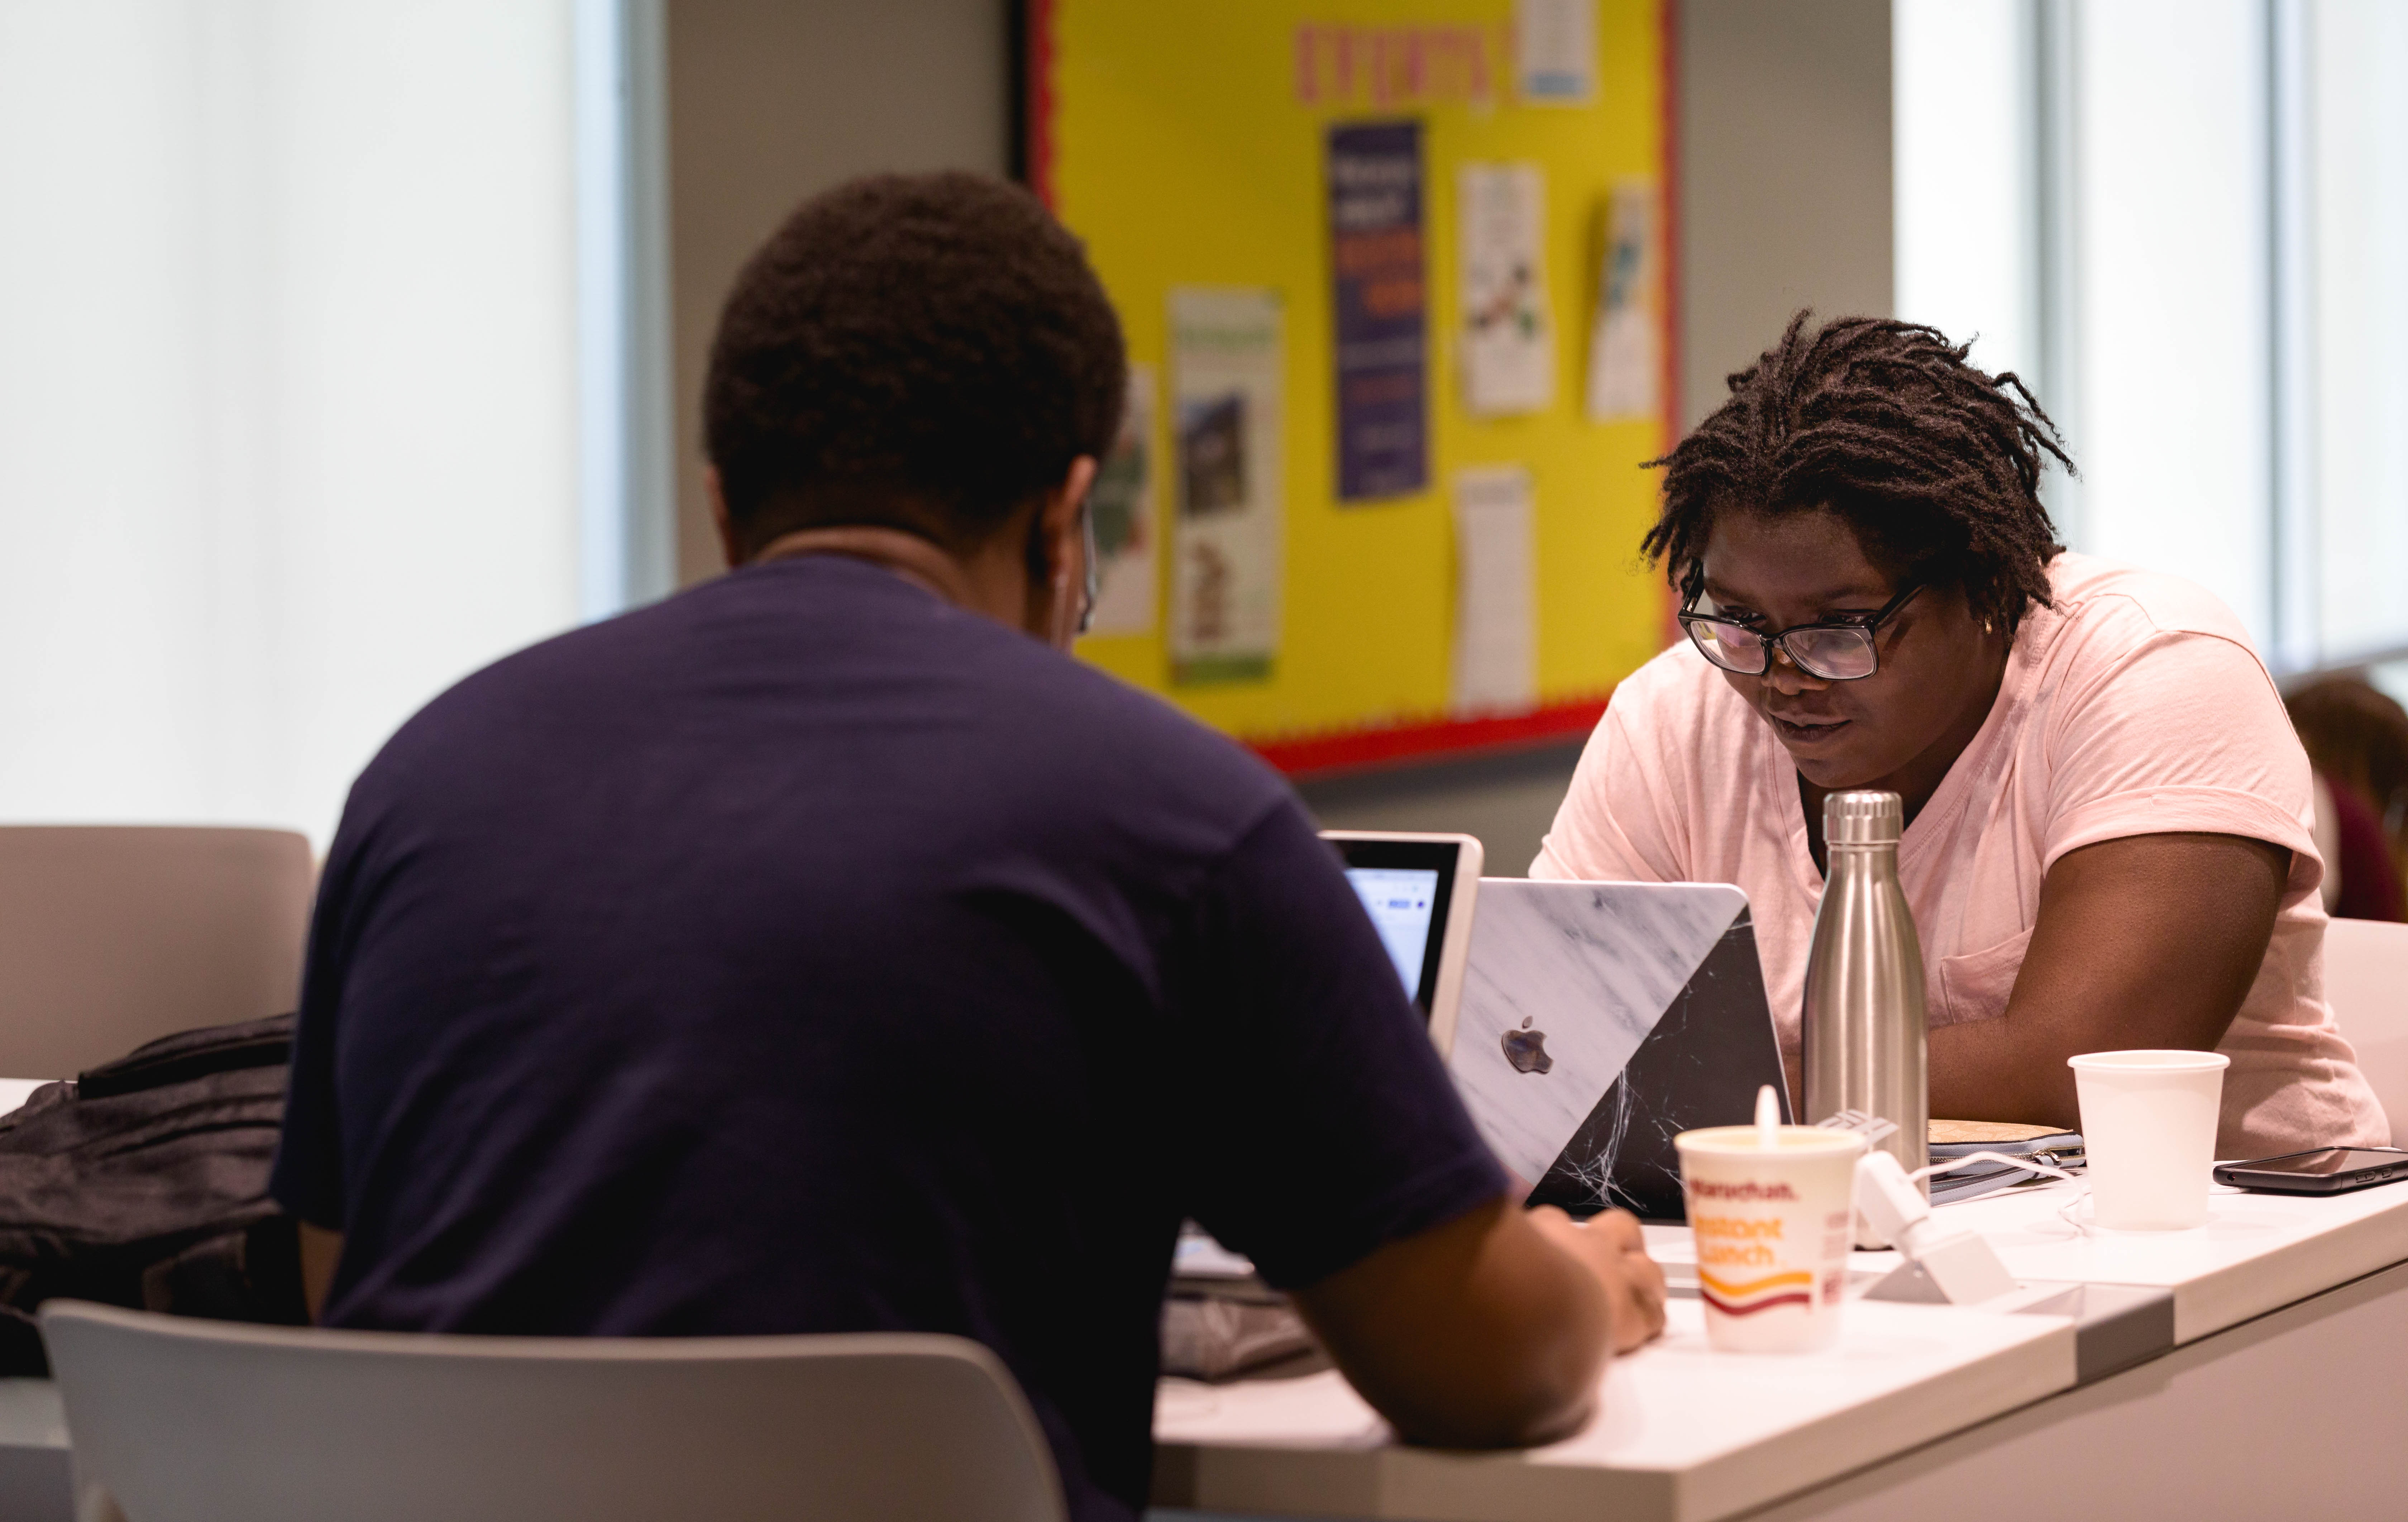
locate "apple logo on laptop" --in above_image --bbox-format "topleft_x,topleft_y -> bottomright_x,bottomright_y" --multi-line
1501,1016 -> 1553,1075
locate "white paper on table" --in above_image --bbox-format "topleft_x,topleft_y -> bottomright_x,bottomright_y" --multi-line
1458,163 -> 1554,416
1168,288 -> 1285,684
1082,364 -> 1158,636
1451,464 -> 1537,716
1515,0 -> 1597,105
1586,179 -> 1662,421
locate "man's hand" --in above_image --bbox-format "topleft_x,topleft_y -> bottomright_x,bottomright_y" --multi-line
1290,1194 -> 1667,1450
1526,1206 -> 1667,1353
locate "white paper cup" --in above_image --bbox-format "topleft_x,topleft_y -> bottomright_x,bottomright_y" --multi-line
1675,1126 -> 1865,1353
2068,1049 -> 2230,1230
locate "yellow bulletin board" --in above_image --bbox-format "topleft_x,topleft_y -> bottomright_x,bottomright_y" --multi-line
1029,0 -> 1676,773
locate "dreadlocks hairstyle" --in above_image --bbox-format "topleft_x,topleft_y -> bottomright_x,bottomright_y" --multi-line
1643,312 -> 2074,636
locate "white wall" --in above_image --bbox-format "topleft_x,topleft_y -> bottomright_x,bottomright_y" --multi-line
1679,0 -> 1894,429
665,0 -> 1009,586
0,1 -> 583,846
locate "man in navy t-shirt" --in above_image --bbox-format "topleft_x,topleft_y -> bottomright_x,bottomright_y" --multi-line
272,172 -> 1663,1522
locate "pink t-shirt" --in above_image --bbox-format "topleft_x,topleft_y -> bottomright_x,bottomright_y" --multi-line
1534,553 -> 2389,1157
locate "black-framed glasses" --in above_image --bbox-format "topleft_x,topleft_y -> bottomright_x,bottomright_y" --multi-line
1076,500 -> 1100,636
1678,582 -> 1923,682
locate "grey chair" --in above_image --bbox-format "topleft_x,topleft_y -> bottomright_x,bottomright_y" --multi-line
0,827 -> 312,1078
40,1302 -> 1066,1522
2325,915 -> 2408,1146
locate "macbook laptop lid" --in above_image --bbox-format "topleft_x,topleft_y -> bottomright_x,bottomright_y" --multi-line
1320,831 -> 1482,1056
1449,878 -> 1787,1221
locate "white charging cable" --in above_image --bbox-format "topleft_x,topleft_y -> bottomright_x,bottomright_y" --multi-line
1910,1151 -> 2081,1185
1806,1099 -> 2096,1290
1835,1120 -> 2088,1302
1910,1144 -> 2094,1236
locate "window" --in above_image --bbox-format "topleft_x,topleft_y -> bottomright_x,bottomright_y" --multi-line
0,0 -> 668,845
2308,0 -> 2408,667
1895,0 -> 2408,675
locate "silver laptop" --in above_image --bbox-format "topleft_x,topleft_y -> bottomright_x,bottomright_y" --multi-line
1450,878 -> 1789,1222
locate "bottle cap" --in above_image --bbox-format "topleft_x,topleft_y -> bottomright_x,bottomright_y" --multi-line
1824,789 -> 1903,845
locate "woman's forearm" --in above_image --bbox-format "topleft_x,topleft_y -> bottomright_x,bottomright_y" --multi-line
1924,832 -> 2289,1125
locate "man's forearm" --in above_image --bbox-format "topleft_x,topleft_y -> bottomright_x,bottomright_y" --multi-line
1292,1198 -> 1662,1449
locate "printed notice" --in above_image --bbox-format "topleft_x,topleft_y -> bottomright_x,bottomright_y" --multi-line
1170,288 -> 1284,684
1515,0 -> 1597,105
1083,364 -> 1158,636
1459,163 -> 1554,416
1327,120 -> 1429,502
1451,465 -> 1538,716
1585,180 -> 1662,421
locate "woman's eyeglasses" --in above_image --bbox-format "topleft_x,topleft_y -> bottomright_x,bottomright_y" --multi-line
1678,583 -> 1922,682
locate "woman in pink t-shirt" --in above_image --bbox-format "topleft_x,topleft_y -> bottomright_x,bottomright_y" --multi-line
1537,315 -> 2387,1158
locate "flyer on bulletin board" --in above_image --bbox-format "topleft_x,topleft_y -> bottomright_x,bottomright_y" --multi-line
1327,120 -> 1429,503
1586,179 -> 1662,421
1459,162 -> 1555,415
1169,287 -> 1285,684
1084,364 -> 1158,636
1516,0 -> 1599,104
1451,464 -> 1538,715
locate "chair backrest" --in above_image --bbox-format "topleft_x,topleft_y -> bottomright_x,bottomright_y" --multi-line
0,827 -> 312,1077
40,1302 -> 1066,1522
2323,916 -> 2408,1147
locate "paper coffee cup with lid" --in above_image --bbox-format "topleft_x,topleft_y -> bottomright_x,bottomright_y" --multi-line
1676,1088 -> 1865,1353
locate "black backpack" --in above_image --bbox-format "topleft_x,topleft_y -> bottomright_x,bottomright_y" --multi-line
0,1014 -> 305,1373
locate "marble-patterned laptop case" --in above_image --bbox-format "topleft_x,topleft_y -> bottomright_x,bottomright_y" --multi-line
1449,879 -> 1786,1222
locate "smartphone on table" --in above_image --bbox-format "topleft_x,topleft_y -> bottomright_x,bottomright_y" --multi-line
2212,1147 -> 2408,1196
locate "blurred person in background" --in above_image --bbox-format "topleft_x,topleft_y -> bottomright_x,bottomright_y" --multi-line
2287,676 -> 2408,922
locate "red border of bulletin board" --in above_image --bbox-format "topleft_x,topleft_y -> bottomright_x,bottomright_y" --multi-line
1025,0 -> 1680,778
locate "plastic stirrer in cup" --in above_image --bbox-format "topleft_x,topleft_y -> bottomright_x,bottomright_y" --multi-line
1676,1115 -> 1864,1354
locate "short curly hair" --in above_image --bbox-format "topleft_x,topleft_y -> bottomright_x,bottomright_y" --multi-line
704,172 -> 1126,554
1644,312 -> 2073,635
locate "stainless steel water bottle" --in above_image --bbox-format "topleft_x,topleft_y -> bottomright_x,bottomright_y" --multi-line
1801,790 -> 1930,1228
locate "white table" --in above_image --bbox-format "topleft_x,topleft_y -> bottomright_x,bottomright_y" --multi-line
4,1057 -> 2400,1522
1154,1175 -> 2408,1521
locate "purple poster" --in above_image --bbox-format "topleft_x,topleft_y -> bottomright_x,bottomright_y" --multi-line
1328,120 -> 1428,502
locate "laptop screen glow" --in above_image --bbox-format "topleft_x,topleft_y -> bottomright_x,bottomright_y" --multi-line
1344,867 -> 1440,997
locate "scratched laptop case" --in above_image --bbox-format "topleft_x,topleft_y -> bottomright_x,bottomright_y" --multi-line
1450,880 -> 1788,1223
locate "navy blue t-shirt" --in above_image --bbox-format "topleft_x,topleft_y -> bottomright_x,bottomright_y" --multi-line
272,556 -> 1505,1522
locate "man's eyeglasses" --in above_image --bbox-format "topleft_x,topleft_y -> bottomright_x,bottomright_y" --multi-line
1677,582 -> 1922,682
1076,500 -> 1101,636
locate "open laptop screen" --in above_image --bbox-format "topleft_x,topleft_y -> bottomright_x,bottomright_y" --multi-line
1328,837 -> 1463,1021
1348,867 -> 1440,996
